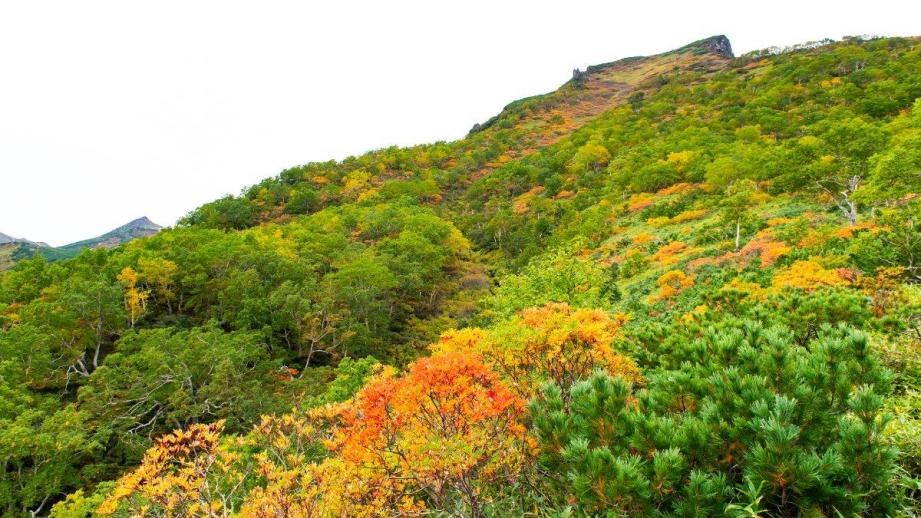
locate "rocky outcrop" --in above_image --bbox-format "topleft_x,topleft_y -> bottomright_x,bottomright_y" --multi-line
701,35 -> 733,58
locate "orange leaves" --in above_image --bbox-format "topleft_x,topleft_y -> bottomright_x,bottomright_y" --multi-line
712,228 -> 790,268
98,304 -> 645,516
739,232 -> 791,267
756,240 -> 792,267
316,350 -> 527,515
835,221 -> 877,238
650,270 -> 694,303
441,303 -> 641,399
627,193 -> 655,212
771,260 -> 850,291
339,350 -> 525,451
656,182 -> 696,196
632,232 -> 656,245
243,350 -> 527,516
651,241 -> 687,265
512,186 -> 546,214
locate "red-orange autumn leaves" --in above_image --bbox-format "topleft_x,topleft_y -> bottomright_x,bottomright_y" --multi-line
98,303 -> 641,516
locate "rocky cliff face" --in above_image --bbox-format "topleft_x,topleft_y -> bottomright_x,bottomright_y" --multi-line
699,35 -> 733,58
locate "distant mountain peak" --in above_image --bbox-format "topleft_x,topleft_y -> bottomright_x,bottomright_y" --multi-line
121,216 -> 162,231
0,231 -> 48,247
57,216 -> 162,252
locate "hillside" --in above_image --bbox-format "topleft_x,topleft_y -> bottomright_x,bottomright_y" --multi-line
47,216 -> 163,256
2,35 -> 921,516
0,216 -> 162,270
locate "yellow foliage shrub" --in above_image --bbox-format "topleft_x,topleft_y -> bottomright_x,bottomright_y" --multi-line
671,208 -> 708,223
649,270 -> 694,303
771,260 -> 849,292
436,303 -> 641,398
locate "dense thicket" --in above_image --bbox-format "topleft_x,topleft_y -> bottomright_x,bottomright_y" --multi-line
2,35 -> 921,516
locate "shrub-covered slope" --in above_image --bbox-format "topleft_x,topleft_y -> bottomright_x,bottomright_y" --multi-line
3,35 -> 921,516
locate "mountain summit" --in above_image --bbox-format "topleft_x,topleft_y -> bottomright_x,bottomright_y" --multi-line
679,34 -> 733,58
0,216 -> 163,269
55,216 -> 162,252
467,35 -> 734,145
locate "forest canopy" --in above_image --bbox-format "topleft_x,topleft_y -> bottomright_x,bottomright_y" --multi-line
3,35 -> 921,517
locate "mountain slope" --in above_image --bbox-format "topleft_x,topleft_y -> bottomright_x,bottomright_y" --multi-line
51,216 -> 162,255
3,35 -> 921,517
0,217 -> 163,269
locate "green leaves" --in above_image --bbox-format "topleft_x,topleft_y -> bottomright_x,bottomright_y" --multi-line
529,320 -> 897,515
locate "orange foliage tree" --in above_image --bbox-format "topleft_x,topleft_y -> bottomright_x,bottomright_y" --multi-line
243,350 -> 527,517
102,352 -> 527,517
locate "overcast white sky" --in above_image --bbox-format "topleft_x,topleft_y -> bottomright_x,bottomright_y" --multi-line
1,1 -> 919,245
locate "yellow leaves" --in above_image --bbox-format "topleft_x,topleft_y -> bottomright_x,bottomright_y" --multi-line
99,421 -> 244,516
646,216 -> 671,228
448,303 -> 640,398
115,266 -> 139,287
771,260 -> 850,292
251,226 -> 299,261
681,304 -> 708,323
751,190 -> 772,203
432,327 -> 490,355
117,266 -> 148,327
137,257 -> 178,302
341,170 -> 371,193
356,188 -> 379,202
666,151 -> 694,171
820,77 -> 843,88
649,270 -> 694,303
797,135 -> 822,148
671,208 -> 709,224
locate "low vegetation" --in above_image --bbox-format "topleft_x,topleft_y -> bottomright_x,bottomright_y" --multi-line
2,35 -> 921,516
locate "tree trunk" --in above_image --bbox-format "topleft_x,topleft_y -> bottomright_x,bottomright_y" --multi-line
735,219 -> 742,251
